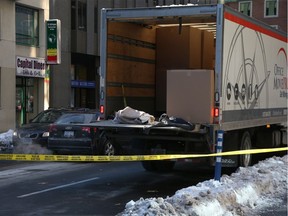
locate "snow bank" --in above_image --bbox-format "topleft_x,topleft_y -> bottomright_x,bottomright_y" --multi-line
0,130 -> 52,154
0,129 -> 13,151
119,155 -> 287,216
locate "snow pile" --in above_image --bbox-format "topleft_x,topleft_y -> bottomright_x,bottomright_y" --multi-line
0,129 -> 13,151
119,155 -> 287,216
0,129 -> 52,154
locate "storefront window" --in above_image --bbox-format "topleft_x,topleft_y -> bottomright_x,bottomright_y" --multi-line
16,5 -> 39,46
26,79 -> 34,113
71,64 -> 96,109
16,77 -> 35,126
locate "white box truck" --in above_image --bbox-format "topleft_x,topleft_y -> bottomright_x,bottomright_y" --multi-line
92,4 -> 287,171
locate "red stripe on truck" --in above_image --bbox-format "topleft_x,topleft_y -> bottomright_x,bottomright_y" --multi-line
224,12 -> 287,43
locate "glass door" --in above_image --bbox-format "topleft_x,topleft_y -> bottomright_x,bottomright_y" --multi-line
16,87 -> 24,127
16,77 -> 35,126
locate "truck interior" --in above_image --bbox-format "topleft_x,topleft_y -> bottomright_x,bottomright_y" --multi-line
105,9 -> 217,124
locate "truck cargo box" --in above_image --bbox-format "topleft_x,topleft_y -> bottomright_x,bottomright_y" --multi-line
100,4 -> 287,131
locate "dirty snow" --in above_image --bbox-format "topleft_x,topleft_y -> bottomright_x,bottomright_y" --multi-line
119,155 -> 287,216
0,130 -> 287,216
0,129 -> 13,151
0,129 -> 52,154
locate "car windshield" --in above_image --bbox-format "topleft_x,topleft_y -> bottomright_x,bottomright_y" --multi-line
31,110 -> 63,123
55,113 -> 98,124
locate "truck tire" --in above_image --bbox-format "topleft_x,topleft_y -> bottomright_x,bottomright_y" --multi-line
141,160 -> 175,172
239,131 -> 252,167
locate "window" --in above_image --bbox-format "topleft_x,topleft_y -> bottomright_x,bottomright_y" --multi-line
94,7 -> 98,33
265,0 -> 278,17
239,1 -> 252,17
72,0 -> 87,31
16,5 -> 39,46
71,0 -> 76,30
78,1 -> 87,31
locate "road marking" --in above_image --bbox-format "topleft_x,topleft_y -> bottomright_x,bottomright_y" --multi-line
17,177 -> 100,198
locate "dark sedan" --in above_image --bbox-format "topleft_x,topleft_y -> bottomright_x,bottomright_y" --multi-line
12,108 -> 71,147
47,111 -> 115,155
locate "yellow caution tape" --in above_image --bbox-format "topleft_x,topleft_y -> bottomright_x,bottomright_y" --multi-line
0,147 -> 287,162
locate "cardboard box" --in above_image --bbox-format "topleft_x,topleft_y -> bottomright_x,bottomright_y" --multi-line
167,69 -> 214,124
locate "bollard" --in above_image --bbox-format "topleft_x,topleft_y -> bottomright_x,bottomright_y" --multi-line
214,130 -> 224,181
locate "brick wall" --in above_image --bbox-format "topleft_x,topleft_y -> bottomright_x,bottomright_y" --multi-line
225,0 -> 287,33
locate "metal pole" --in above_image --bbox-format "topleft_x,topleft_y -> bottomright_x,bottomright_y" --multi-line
214,130 -> 224,181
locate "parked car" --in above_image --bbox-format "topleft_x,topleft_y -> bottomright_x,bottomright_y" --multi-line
12,108 -> 71,147
47,110 -> 116,155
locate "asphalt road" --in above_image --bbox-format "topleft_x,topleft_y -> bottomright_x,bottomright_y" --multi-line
0,157 -> 286,216
0,160 -> 215,216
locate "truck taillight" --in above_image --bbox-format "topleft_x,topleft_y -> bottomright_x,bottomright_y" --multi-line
100,105 -> 104,114
214,108 -> 219,117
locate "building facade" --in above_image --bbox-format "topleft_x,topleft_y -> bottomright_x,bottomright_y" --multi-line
0,0 -> 49,132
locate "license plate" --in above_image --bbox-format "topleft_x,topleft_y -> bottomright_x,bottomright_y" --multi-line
64,131 -> 74,138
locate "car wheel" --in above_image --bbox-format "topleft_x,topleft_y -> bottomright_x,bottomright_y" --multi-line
239,131 -> 252,167
102,138 -> 115,156
98,134 -> 115,156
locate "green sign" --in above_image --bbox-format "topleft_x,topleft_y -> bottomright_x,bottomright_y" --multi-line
46,19 -> 61,64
